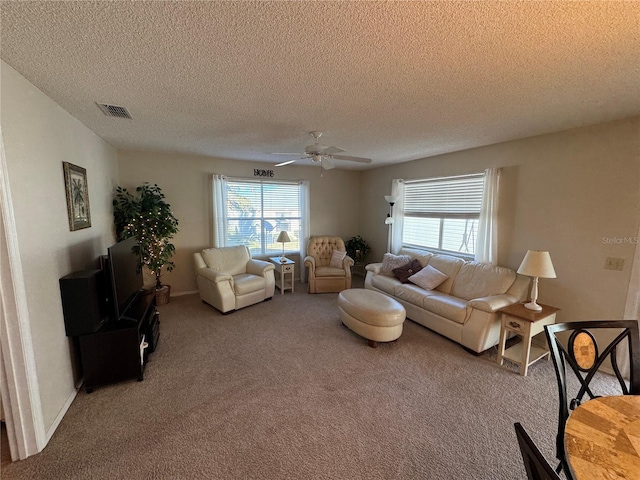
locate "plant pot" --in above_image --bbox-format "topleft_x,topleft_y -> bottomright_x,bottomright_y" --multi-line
155,285 -> 171,305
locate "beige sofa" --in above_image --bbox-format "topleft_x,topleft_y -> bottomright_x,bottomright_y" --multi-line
364,248 -> 529,353
193,245 -> 276,313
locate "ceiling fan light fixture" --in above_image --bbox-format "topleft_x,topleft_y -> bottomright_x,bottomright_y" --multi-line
271,131 -> 371,168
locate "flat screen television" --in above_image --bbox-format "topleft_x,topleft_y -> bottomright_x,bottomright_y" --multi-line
107,237 -> 143,320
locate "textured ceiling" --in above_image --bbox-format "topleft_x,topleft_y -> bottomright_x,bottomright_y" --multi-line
1,1 -> 639,169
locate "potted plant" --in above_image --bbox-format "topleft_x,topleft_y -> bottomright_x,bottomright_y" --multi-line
345,235 -> 371,265
113,183 -> 179,305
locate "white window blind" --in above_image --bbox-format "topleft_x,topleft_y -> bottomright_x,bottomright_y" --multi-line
402,173 -> 484,255
225,179 -> 302,256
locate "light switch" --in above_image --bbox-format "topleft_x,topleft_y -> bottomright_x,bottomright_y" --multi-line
604,257 -> 624,271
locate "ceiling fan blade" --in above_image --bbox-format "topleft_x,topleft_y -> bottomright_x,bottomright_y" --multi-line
320,146 -> 345,155
321,157 -> 336,170
331,154 -> 372,164
274,159 -> 299,167
270,152 -> 303,155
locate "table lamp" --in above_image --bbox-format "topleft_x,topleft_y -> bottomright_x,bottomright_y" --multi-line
276,230 -> 291,261
517,250 -> 556,311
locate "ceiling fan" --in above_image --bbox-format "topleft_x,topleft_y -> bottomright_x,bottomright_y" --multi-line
272,131 -> 372,170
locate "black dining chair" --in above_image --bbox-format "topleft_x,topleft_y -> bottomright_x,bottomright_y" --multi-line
544,320 -> 640,477
514,423 -> 562,480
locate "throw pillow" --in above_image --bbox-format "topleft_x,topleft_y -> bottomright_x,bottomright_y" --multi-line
330,249 -> 347,268
408,264 -> 449,290
393,259 -> 423,283
380,253 -> 412,276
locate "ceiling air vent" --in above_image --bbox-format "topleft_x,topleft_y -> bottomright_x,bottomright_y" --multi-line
96,103 -> 132,119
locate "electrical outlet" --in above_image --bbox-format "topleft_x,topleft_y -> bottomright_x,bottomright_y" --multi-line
604,257 -> 624,271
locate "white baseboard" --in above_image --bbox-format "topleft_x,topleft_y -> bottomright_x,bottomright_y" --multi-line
171,290 -> 199,297
45,387 -> 78,444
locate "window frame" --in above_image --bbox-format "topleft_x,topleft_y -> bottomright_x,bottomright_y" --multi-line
401,173 -> 485,259
224,177 -> 304,257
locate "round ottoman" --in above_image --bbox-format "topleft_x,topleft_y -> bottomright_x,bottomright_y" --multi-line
338,288 -> 406,348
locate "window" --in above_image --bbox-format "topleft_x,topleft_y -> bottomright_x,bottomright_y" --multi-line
224,178 -> 303,256
402,173 -> 485,256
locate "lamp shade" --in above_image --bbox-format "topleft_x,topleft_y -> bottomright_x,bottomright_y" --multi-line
517,250 -> 556,278
384,195 -> 399,205
276,231 -> 291,243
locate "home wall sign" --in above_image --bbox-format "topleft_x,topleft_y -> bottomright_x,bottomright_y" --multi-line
254,169 -> 274,177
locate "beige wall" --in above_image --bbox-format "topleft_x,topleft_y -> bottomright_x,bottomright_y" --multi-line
1,62 -> 119,432
117,151 -> 363,293
361,117 -> 640,323
119,117 -> 640,326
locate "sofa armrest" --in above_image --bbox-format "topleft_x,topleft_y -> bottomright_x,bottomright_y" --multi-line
343,255 -> 355,270
193,252 -> 207,270
507,274 -> 531,303
246,259 -> 275,277
467,294 -> 519,313
304,255 -> 316,273
365,262 -> 382,274
197,267 -> 233,284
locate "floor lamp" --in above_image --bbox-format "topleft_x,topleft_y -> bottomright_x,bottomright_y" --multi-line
384,195 -> 399,253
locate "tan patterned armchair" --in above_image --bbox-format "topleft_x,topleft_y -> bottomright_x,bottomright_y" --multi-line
304,236 -> 354,293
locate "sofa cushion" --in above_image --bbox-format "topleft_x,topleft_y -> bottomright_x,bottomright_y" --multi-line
393,259 -> 423,283
426,255 -> 465,293
330,249 -> 346,268
371,273 -> 402,295
233,273 -> 266,296
451,262 -> 517,300
380,253 -> 412,276
422,293 -> 468,324
315,265 -> 346,278
395,283 -> 440,308
399,247 -> 434,267
201,245 -> 249,276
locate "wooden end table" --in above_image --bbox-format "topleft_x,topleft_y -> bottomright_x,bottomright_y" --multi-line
269,257 -> 295,295
497,302 -> 560,376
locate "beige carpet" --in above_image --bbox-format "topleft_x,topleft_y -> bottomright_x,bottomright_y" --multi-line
1,280 -> 620,479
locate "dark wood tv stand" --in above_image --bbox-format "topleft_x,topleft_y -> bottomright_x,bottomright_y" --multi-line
79,291 -> 159,393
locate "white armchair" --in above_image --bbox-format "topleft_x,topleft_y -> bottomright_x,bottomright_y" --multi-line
193,245 -> 275,313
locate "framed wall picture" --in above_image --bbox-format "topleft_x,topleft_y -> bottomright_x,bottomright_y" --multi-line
63,162 -> 91,231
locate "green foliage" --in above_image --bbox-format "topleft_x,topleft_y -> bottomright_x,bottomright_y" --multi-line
345,235 -> 371,264
113,183 -> 179,289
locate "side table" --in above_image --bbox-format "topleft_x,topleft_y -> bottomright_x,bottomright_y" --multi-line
351,262 -> 366,277
497,302 -> 560,376
269,257 -> 295,295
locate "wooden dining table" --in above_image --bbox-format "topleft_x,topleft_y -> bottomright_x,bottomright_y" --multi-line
564,395 -> 640,479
